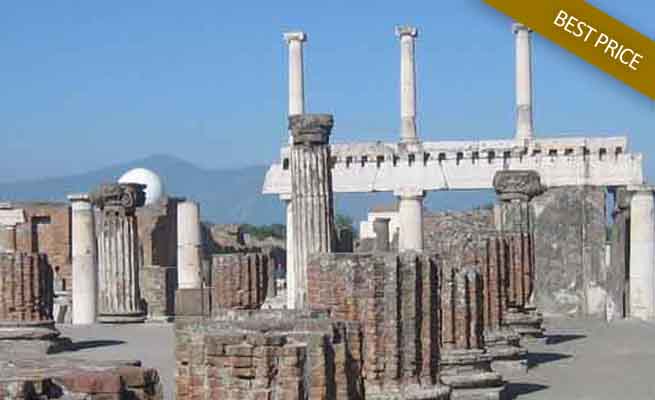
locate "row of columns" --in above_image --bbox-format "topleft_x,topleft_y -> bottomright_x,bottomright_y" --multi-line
68,192 -> 203,324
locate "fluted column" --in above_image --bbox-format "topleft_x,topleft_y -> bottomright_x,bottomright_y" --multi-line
628,185 -> 655,320
177,201 -> 202,289
69,193 -> 98,324
513,23 -> 534,141
396,26 -> 419,143
396,188 -> 424,251
283,31 -> 307,309
91,183 -> 146,323
290,114 -> 336,309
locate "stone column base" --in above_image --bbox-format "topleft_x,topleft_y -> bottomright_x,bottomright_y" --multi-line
504,308 -> 544,340
439,350 -> 505,400
484,329 -> 528,375
0,320 -> 70,356
98,312 -> 146,324
366,385 -> 451,400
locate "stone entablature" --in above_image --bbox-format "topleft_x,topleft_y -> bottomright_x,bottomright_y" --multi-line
263,136 -> 642,195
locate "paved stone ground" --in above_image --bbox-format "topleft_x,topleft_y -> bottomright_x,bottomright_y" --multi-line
506,318 -> 655,399
53,323 -> 176,400
50,318 -> 655,400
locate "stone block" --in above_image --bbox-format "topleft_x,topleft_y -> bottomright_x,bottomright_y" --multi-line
175,288 -> 211,317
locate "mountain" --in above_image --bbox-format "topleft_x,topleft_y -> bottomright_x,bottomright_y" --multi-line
0,155 -> 493,225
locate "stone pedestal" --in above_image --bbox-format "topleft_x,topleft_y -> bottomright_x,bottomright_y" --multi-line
177,201 -> 202,289
373,217 -> 391,251
397,188 -> 425,251
628,185 -> 655,320
289,114 -> 336,309
513,23 -> 534,140
68,193 -> 98,325
91,183 -> 146,323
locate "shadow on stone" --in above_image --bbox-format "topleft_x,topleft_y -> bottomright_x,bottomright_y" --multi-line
51,339 -> 126,353
527,352 -> 572,368
545,334 -> 586,345
504,383 -> 548,399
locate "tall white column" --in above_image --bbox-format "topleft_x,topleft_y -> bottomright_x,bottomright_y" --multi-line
283,31 -> 306,309
396,26 -> 419,143
69,193 -> 97,325
177,201 -> 202,289
628,185 -> 655,320
513,23 -> 534,140
284,32 -> 307,118
396,188 -> 424,251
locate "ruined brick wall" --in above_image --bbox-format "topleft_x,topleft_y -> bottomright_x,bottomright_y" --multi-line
307,252 -> 441,390
0,359 -> 161,400
175,312 -> 363,400
14,203 -> 71,291
423,209 -> 495,254
136,196 -> 181,268
532,186 -> 608,317
0,253 -> 52,322
141,265 -> 177,321
135,197 -> 181,321
211,253 -> 276,312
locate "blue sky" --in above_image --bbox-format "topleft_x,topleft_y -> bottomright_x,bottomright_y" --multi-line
0,0 -> 653,182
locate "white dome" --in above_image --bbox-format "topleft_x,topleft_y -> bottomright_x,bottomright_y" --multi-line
118,168 -> 165,206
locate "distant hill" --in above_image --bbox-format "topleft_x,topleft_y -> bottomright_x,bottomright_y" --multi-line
0,154 -> 493,225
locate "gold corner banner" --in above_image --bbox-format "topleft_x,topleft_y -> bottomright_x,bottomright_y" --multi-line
484,0 -> 655,100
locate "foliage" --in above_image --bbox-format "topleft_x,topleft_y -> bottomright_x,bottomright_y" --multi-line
335,213 -> 354,230
240,223 -> 286,239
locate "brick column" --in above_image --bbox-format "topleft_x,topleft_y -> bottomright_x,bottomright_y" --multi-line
289,114 -> 336,309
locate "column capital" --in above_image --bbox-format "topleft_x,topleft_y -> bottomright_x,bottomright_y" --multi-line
290,114 -> 333,145
68,193 -> 90,203
493,170 -> 543,201
283,31 -> 307,43
394,187 -> 425,199
512,23 -> 532,34
396,26 -> 418,38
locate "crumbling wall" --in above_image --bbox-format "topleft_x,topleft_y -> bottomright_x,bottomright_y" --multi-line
14,203 -> 70,290
0,253 -> 52,322
532,186 -> 608,317
135,197 -> 182,321
211,253 -> 276,312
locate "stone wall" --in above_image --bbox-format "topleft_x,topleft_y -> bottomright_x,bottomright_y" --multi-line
532,186 -> 608,317
136,197 -> 182,322
0,359 -> 161,399
211,253 -> 276,312
14,203 -> 71,291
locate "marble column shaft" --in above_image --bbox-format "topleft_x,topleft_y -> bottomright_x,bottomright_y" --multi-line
513,23 -> 534,140
69,193 -> 98,325
396,189 -> 424,251
396,26 -> 418,143
373,217 -> 391,252
283,31 -> 306,309
290,114 -> 336,309
177,201 -> 202,289
628,186 -> 655,320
